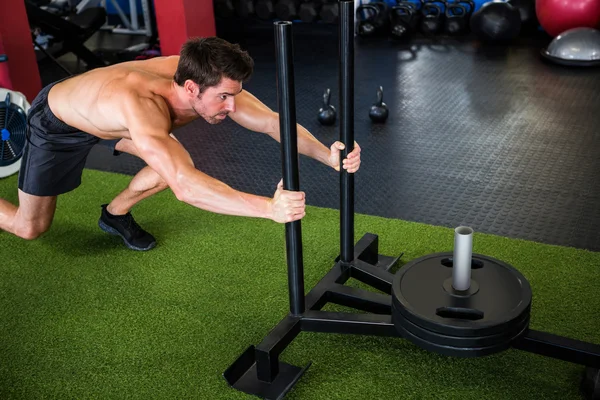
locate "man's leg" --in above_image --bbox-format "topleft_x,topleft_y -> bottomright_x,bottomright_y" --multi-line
106,137 -> 177,214
0,191 -> 57,240
97,138 -> 169,215
106,165 -> 169,215
97,138 -> 174,251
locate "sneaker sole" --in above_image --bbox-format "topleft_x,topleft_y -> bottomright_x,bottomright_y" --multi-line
98,219 -> 156,251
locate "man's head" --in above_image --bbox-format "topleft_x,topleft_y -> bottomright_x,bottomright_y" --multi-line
174,37 -> 254,124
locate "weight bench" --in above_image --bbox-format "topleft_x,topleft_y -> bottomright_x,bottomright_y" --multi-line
25,0 -> 108,69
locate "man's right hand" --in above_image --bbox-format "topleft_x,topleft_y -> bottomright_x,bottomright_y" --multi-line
270,179 -> 306,223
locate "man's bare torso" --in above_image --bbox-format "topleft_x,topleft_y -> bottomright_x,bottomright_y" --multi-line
48,56 -> 194,141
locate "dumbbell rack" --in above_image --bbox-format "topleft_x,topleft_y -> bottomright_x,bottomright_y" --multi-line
222,2 -> 600,399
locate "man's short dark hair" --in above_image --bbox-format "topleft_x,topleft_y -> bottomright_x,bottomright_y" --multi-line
174,37 -> 254,93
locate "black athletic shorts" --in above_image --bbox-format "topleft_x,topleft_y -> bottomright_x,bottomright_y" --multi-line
18,79 -> 122,197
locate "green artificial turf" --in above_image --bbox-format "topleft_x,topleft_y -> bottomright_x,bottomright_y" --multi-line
1,169 -> 598,400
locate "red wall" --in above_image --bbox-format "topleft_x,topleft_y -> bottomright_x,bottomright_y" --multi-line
153,0 -> 217,56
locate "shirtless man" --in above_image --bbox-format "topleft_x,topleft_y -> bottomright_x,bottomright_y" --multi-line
0,37 -> 361,251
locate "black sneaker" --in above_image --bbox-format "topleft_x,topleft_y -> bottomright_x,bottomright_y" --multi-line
98,204 -> 156,251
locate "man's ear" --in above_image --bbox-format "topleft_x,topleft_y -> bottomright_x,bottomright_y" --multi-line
183,80 -> 199,97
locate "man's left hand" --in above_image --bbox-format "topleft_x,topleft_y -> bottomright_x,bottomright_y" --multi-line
329,141 -> 361,173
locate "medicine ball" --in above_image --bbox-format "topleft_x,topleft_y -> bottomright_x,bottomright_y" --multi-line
470,0 -> 522,41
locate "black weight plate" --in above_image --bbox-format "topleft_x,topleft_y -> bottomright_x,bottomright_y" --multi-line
394,307 -> 530,350
393,294 -> 532,338
391,252 -> 532,337
396,315 -> 530,358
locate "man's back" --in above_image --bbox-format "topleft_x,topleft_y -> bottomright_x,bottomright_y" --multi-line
48,56 -> 180,140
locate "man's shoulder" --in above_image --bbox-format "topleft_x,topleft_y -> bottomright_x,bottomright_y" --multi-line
119,90 -> 171,132
112,78 -> 168,109
121,92 -> 169,117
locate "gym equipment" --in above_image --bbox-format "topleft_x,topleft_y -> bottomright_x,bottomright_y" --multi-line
320,0 -> 340,23
444,2 -> 470,35
470,1 -> 521,41
317,88 -> 336,126
457,0 -> 475,13
223,2 -> 600,399
24,0 -> 108,69
236,0 -> 255,17
255,0 -> 276,19
392,238 -> 533,356
275,0 -> 301,20
299,1 -> 321,22
40,0 -> 71,16
398,0 -> 423,10
389,4 -> 416,39
214,0 -> 254,18
457,0 -> 475,22
541,27 -> 600,67
105,0 -> 154,37
536,0 -> 600,38
393,0 -> 423,36
420,2 -> 444,35
508,0 -> 536,27
369,86 -> 389,123
356,4 -> 379,36
0,89 -> 30,179
356,1 -> 389,37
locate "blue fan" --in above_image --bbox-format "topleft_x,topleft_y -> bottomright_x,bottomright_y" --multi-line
0,90 -> 29,178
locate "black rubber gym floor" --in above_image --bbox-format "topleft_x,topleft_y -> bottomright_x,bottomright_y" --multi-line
76,22 -> 600,252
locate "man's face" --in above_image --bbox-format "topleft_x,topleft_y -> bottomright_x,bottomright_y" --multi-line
189,78 -> 243,124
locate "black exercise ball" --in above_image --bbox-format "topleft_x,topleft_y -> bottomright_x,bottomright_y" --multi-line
507,0 -> 534,23
470,1 -> 522,41
507,0 -> 539,30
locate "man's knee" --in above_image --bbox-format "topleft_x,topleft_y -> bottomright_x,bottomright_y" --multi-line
156,178 -> 169,191
14,221 -> 51,240
129,169 -> 168,193
143,177 -> 169,193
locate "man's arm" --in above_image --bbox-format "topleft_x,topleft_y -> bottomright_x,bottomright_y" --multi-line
123,95 -> 305,223
229,90 -> 332,166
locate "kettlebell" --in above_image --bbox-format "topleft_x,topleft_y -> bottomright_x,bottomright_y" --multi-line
318,88 -> 336,126
457,0 -> 474,15
444,3 -> 469,35
371,1 -> 391,33
420,2 -> 443,35
356,1 -> 389,37
356,4 -> 380,36
396,0 -> 423,31
369,86 -> 389,123
389,4 -> 415,39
